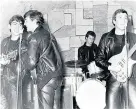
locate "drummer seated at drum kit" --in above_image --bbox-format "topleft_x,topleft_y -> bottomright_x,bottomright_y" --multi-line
78,31 -> 97,78
78,31 -> 97,79
78,31 -> 109,82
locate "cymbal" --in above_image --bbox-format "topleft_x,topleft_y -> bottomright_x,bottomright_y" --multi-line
65,60 -> 88,68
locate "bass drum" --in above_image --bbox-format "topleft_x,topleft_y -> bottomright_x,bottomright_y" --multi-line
76,79 -> 106,109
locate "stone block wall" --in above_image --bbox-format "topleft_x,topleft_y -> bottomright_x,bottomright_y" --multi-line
1,1 -> 136,74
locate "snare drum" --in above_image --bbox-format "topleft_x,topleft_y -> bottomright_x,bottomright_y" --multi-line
76,79 -> 106,109
63,73 -> 83,96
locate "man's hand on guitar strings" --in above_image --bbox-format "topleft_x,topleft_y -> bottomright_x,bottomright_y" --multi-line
108,64 -> 121,73
0,54 -> 10,65
108,64 -> 127,82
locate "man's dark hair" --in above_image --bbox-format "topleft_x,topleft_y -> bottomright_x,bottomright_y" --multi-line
24,10 -> 44,26
9,15 -> 24,25
85,31 -> 96,39
112,9 -> 128,26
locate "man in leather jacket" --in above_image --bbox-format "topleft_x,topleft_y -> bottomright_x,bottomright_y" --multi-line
78,31 -> 97,78
24,10 -> 64,109
0,15 -> 29,109
95,9 -> 136,109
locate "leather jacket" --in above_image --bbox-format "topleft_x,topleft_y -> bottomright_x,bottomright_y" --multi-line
78,43 -> 97,63
1,32 -> 29,109
78,43 -> 97,74
95,28 -> 136,109
26,26 -> 64,89
95,28 -> 136,79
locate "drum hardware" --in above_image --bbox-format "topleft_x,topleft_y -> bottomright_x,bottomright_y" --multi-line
65,60 -> 106,109
64,60 -> 88,109
64,60 -> 87,92
64,60 -> 87,96
63,74 -> 83,97
65,60 -> 88,68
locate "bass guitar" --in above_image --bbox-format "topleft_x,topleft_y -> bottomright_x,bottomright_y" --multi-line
109,43 -> 136,82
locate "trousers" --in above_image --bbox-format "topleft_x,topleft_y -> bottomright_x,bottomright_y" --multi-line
106,76 -> 136,109
22,76 -> 62,109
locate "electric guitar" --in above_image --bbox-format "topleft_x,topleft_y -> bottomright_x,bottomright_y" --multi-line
0,50 -> 18,64
0,47 -> 27,62
108,43 -> 136,82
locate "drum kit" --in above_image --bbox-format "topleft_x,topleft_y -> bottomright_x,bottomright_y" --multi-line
64,60 -> 86,96
64,60 -> 106,109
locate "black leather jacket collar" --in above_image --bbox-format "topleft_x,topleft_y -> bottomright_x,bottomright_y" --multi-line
95,28 -> 117,70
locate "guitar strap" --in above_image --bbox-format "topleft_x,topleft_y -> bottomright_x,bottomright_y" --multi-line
128,42 -> 136,58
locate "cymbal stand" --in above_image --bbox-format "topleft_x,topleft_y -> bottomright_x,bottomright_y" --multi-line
74,47 -> 78,96
124,26 -> 129,109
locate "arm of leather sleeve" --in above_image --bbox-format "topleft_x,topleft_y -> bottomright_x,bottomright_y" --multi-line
0,38 -> 11,66
95,34 -> 111,70
78,48 -> 83,60
27,38 -> 38,70
78,48 -> 88,73
93,44 -> 98,59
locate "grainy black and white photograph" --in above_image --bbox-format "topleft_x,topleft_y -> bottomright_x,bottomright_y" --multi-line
0,0 -> 136,109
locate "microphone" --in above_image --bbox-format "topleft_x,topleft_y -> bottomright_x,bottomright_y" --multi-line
124,23 -> 127,36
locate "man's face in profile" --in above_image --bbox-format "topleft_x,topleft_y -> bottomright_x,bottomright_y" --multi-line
24,16 -> 35,32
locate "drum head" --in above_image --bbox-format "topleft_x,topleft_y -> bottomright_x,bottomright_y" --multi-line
76,79 -> 106,109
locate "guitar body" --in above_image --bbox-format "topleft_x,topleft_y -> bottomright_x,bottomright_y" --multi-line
109,45 -> 136,82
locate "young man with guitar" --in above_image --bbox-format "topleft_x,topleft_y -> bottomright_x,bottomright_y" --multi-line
0,15 -> 29,109
95,9 -> 136,109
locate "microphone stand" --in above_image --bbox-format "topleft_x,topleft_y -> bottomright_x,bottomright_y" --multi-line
124,26 -> 129,109
16,34 -> 22,109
